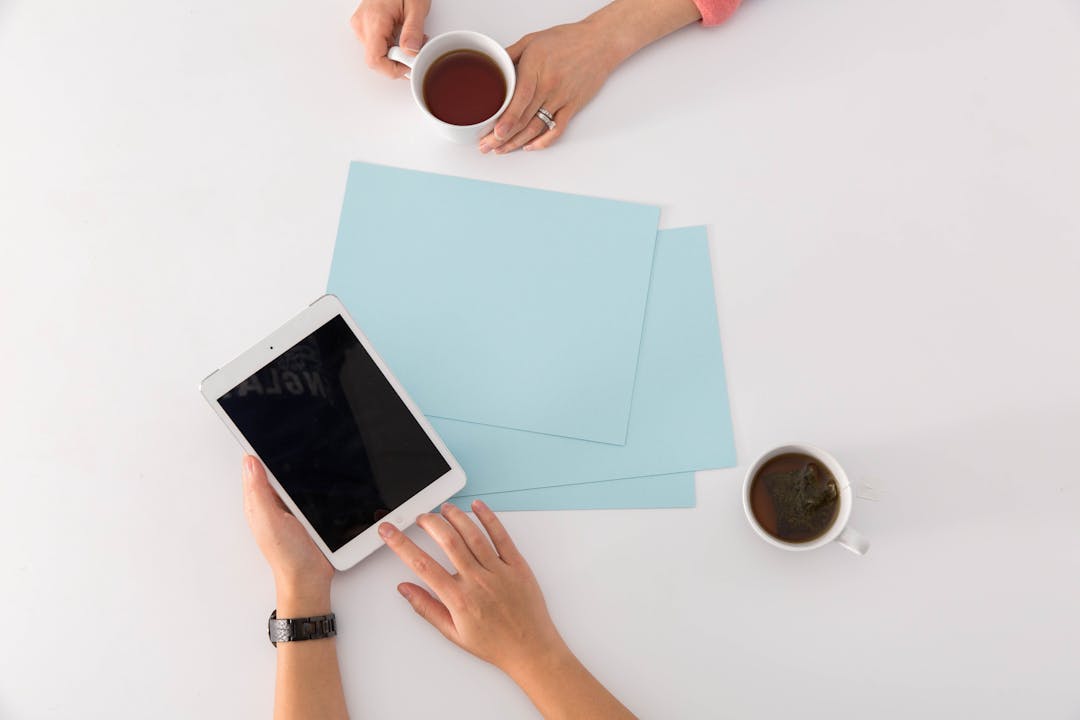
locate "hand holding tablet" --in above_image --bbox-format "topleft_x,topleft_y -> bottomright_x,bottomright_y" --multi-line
202,294 -> 465,570
241,457 -> 334,603
205,295 -> 634,719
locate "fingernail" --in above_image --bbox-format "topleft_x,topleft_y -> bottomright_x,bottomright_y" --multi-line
378,522 -> 395,539
472,499 -> 489,512
441,502 -> 454,514
242,456 -> 255,479
479,143 -> 491,153
403,37 -> 420,52
494,124 -> 508,140
523,144 -> 533,151
398,584 -> 412,600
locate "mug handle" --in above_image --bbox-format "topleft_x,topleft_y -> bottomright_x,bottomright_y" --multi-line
387,46 -> 415,78
836,525 -> 870,556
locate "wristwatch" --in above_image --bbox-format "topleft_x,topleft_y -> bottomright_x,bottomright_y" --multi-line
268,609 -> 337,647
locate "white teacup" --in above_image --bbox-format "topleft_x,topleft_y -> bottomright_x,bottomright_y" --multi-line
387,31 -> 516,144
743,443 -> 870,555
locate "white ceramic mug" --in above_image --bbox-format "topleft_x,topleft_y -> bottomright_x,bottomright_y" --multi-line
387,31 -> 516,144
743,443 -> 870,555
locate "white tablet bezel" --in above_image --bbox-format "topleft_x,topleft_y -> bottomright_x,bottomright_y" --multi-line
200,294 -> 466,571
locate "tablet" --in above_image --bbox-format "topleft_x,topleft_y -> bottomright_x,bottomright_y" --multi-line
200,294 -> 466,570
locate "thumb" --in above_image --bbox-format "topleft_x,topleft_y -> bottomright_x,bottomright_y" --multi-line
398,583 -> 457,641
242,455 -> 286,526
505,36 -> 528,64
399,0 -> 430,54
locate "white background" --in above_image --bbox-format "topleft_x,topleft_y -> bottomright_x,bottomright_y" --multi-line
2,0 -> 1079,717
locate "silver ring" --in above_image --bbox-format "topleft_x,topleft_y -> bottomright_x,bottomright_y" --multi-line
536,107 -> 556,131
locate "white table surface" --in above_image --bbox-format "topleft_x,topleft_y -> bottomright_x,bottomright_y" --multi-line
3,0 -> 1079,717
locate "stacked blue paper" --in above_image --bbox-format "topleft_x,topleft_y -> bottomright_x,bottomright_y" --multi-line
329,163 -> 736,510
329,162 -> 658,445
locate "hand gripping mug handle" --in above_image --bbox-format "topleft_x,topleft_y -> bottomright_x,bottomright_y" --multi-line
836,525 -> 870,556
387,46 -> 415,78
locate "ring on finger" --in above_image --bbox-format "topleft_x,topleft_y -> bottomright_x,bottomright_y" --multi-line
535,107 -> 556,131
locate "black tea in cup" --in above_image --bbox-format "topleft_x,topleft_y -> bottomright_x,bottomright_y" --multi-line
422,49 -> 506,126
749,453 -> 840,543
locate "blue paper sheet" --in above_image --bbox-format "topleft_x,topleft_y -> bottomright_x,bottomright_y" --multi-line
436,226 -> 736,496
452,473 -> 696,512
329,162 -> 660,444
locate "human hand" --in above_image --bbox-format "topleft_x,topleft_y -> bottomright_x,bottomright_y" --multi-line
479,19 -> 625,154
242,455 -> 334,613
350,0 -> 431,78
379,501 -> 567,678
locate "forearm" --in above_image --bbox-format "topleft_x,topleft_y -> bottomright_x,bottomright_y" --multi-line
586,0 -> 703,68
273,583 -> 349,720
508,639 -> 637,720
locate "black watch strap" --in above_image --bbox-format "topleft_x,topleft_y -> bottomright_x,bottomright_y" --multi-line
268,609 -> 337,647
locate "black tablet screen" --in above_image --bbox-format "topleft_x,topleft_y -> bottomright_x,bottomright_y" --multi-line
218,315 -> 451,552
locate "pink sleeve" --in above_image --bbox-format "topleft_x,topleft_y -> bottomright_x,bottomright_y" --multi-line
693,0 -> 742,26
